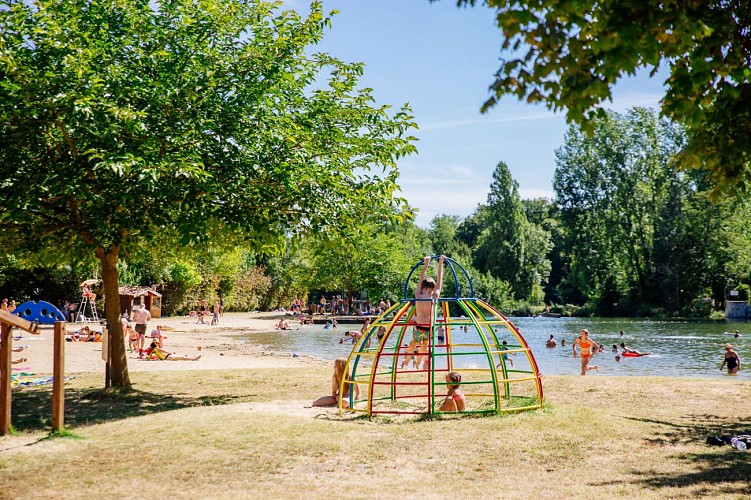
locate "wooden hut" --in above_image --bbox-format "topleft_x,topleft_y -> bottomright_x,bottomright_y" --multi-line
119,286 -> 162,318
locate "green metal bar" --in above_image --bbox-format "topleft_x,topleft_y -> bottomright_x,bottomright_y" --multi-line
455,299 -> 501,413
464,300 -> 509,406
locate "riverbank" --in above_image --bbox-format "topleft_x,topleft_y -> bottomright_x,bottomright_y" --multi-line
3,311 -> 750,497
1,368 -> 749,498
9,311 -> 331,376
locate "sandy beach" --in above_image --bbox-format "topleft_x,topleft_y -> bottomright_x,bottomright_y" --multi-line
9,311 -> 329,376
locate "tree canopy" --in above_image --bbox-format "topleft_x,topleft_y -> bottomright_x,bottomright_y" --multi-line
0,0 -> 416,387
452,0 -> 751,194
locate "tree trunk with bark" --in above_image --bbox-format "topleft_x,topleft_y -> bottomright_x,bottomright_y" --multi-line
97,246 -> 131,389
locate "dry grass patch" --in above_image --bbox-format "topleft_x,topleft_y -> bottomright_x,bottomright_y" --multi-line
1,369 -> 749,499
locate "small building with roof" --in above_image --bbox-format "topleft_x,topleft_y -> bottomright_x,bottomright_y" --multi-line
119,286 -> 162,318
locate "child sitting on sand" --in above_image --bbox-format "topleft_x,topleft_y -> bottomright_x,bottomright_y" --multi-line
439,371 -> 466,412
312,358 -> 359,408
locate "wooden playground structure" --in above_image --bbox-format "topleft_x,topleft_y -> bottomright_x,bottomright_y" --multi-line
0,310 -> 66,435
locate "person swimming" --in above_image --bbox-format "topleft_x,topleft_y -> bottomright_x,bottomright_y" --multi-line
619,342 -> 652,356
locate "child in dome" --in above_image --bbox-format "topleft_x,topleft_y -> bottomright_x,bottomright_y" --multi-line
439,371 -> 466,412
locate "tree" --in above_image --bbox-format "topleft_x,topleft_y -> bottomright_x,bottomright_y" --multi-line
474,162 -> 550,300
307,222 -> 426,305
427,214 -> 471,261
553,109 -> 688,314
452,0 -> 751,194
0,0 -> 416,388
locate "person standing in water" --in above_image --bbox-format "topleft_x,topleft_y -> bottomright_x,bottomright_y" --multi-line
401,255 -> 444,370
720,344 -> 741,374
572,329 -> 599,375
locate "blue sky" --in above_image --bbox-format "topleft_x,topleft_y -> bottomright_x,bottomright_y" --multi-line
286,0 -> 667,226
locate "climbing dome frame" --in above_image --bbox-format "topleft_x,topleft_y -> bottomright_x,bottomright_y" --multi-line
339,256 -> 544,416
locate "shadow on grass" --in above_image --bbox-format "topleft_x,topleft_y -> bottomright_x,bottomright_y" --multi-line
9,386 -> 246,432
601,414 -> 751,494
628,451 -> 751,496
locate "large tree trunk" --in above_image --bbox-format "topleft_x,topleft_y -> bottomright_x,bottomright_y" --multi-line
97,246 -> 131,389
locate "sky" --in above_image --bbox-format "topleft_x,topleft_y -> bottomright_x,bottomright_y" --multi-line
285,0 -> 667,226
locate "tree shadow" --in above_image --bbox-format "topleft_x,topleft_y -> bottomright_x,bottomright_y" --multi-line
597,414 -> 751,494
10,386 -> 246,432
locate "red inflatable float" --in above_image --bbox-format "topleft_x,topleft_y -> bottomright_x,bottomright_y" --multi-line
621,352 -> 651,357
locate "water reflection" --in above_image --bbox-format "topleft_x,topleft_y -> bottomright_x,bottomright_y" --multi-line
237,317 -> 749,378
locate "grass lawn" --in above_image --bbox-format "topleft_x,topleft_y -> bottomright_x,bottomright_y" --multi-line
1,368 -> 749,499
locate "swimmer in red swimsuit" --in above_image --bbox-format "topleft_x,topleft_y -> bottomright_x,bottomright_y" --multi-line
573,329 -> 599,375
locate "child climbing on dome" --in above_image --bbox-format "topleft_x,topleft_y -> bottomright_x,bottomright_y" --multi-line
313,358 -> 360,408
401,255 -> 444,370
439,371 -> 466,412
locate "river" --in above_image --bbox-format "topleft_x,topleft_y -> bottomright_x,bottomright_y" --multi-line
238,316 -> 748,379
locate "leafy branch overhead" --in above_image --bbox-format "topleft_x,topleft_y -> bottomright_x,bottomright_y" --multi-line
452,0 -> 751,194
0,0 -> 417,388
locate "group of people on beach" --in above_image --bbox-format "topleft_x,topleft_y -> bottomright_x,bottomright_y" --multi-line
189,299 -> 222,325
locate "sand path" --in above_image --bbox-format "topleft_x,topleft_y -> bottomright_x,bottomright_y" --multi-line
8,311 -> 329,375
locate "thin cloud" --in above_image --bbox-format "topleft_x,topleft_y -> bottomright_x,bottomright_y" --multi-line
420,111 -> 559,131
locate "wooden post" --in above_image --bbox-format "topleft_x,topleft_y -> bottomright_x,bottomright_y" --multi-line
0,323 -> 11,435
52,321 -> 65,432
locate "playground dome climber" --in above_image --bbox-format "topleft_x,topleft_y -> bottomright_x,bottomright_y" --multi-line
339,256 -> 543,416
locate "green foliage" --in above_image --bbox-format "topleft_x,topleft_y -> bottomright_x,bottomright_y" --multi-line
223,267 -> 272,312
454,0 -> 751,196
554,109 -> 686,313
473,162 -> 552,300
735,284 -> 750,302
0,0 -> 416,386
0,264 -> 89,305
428,214 -> 471,261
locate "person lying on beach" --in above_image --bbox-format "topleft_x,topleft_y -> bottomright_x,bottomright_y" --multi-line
83,329 -> 103,342
143,342 -> 201,361
312,358 -> 359,408
66,326 -> 97,342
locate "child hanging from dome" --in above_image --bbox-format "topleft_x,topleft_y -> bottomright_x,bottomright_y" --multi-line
401,255 -> 444,370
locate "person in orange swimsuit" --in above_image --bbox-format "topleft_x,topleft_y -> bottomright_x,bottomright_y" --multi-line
573,329 -> 599,375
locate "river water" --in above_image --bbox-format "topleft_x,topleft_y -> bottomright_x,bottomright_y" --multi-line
237,317 -> 749,379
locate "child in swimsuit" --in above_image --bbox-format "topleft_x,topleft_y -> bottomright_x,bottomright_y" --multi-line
312,358 -> 360,408
439,371 -> 466,412
400,255 -> 445,370
573,329 -> 599,375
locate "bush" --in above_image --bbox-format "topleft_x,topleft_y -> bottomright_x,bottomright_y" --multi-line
224,267 -> 272,312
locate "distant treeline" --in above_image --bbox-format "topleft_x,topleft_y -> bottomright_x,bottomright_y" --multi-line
1,108 -> 749,318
